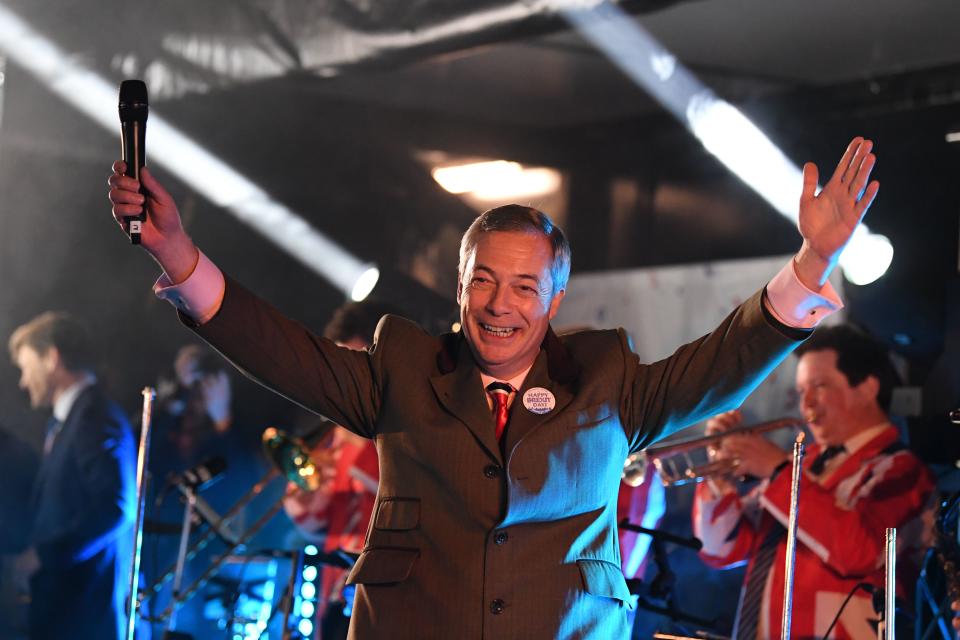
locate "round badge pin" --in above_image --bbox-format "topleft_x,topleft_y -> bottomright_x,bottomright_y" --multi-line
522,387 -> 556,415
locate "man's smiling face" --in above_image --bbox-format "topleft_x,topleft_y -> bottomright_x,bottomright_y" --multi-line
457,230 -> 565,380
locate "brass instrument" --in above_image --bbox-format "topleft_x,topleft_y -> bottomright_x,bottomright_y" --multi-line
621,417 -> 805,487
140,425 -> 328,621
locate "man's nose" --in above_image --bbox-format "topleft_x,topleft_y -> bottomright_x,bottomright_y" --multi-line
485,285 -> 511,314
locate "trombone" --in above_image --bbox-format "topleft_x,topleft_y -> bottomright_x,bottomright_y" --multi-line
140,425 -> 328,621
622,417 -> 806,487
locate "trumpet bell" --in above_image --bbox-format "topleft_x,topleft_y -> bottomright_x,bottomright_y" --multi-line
261,427 -> 321,491
621,452 -> 650,487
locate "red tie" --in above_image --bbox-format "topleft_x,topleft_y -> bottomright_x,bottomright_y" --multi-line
486,382 -> 514,441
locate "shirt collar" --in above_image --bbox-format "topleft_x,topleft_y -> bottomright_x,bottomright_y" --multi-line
480,365 -> 532,394
841,422 -> 891,456
52,374 -> 96,423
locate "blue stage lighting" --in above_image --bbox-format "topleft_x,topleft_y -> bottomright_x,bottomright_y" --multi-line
298,619 -> 314,637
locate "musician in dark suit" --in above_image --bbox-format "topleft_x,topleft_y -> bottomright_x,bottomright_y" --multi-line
108,137 -> 878,638
8,312 -> 137,640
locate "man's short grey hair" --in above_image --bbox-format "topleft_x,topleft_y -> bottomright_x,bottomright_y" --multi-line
458,204 -> 571,295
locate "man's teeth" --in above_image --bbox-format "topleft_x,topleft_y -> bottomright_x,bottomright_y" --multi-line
481,323 -> 515,337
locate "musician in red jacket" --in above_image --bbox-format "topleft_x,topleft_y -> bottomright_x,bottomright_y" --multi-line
693,325 -> 935,639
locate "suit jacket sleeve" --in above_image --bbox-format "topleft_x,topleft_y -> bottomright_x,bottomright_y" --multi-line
187,275 -> 387,438
693,482 -> 758,569
618,288 -> 806,451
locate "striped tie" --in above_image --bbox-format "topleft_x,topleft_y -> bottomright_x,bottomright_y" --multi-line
486,382 -> 514,441
735,521 -> 784,640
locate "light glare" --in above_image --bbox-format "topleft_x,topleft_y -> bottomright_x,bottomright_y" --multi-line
0,2 -> 375,297
432,160 -> 561,200
298,619 -> 314,637
839,228 -> 894,285
561,3 -> 892,284
351,266 -> 380,302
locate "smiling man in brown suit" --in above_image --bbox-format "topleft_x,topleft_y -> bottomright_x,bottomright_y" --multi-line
108,137 -> 878,639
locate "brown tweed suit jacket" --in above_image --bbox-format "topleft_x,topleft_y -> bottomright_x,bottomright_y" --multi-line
191,277 -> 804,639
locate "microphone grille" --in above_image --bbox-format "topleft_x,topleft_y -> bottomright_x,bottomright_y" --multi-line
119,79 -> 148,120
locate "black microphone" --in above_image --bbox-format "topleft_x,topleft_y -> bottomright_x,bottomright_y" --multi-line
169,456 -> 227,491
118,79 -> 148,245
155,455 -> 228,508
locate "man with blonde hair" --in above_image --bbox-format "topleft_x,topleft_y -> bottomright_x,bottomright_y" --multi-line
9,311 -> 136,640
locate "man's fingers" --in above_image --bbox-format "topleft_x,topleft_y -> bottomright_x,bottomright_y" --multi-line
108,185 -> 145,206
855,181 -> 880,219
848,152 -> 876,199
801,162 -> 819,203
140,166 -> 173,204
840,138 -> 872,186
107,172 -> 140,192
829,136 -> 864,185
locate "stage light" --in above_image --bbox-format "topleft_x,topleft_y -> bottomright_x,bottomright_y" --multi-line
0,2 -> 376,297
302,565 -> 318,582
303,545 -> 319,556
298,619 -> 314,637
432,160 -> 562,200
300,582 -> 317,600
299,600 -> 315,619
837,227 -> 894,286
562,3 -> 892,284
351,266 -> 380,302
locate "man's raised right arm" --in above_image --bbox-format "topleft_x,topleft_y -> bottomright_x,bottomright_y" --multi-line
107,162 -> 381,436
108,162 -> 224,322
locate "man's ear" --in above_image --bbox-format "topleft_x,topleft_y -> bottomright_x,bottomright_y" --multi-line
548,289 -> 566,320
40,346 -> 61,373
856,374 -> 880,405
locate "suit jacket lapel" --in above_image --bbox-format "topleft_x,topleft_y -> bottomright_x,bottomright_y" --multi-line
502,327 -> 577,459
430,337 -> 503,464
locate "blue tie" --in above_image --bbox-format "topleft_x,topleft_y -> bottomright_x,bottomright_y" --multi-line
43,416 -> 64,455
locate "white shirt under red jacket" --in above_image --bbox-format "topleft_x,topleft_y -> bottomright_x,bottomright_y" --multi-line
693,423 -> 935,639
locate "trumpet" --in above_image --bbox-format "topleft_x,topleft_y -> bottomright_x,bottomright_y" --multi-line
622,417 -> 805,487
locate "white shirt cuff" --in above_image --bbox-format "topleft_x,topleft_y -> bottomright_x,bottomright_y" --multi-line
765,259 -> 843,329
153,250 -> 225,325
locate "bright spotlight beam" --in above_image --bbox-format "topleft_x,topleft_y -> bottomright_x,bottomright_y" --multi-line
0,2 -> 378,299
561,3 -> 892,285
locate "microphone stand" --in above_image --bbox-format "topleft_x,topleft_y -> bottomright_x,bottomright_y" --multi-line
780,433 -> 805,640
168,486 -> 198,632
619,518 -> 703,551
883,528 -> 896,640
619,519 -> 718,632
126,387 -> 156,640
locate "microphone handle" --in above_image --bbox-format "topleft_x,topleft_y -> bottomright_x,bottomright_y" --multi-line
121,119 -> 146,244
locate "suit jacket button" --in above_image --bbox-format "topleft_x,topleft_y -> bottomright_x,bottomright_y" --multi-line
490,599 -> 505,614
483,464 -> 501,479
494,530 -> 508,545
